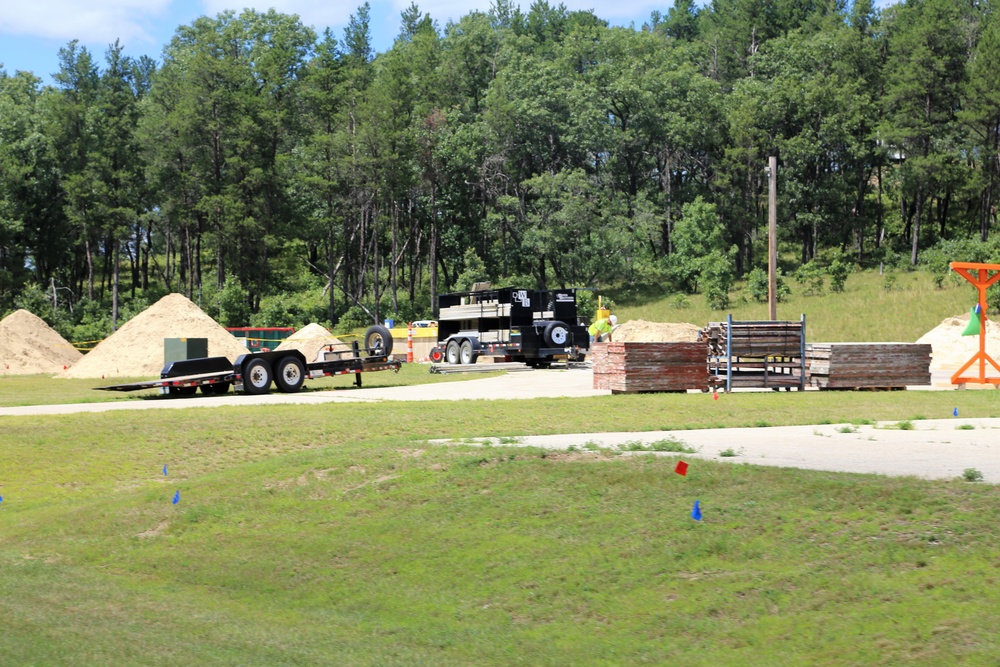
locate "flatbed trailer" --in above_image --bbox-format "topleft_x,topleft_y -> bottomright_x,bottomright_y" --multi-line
96,325 -> 398,397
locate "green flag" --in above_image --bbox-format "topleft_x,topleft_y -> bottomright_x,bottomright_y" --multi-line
962,306 -> 982,336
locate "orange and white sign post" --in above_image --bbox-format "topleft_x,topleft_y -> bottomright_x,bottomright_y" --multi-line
407,322 -> 414,363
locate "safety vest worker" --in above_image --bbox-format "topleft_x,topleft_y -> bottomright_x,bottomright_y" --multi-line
588,315 -> 618,343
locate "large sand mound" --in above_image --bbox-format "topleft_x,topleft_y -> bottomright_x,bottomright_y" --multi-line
613,319 -> 702,343
916,312 -> 1000,371
275,323 -> 344,363
0,309 -> 83,375
58,293 -> 249,379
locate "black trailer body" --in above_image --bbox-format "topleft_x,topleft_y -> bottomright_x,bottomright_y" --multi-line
433,287 -> 589,366
96,325 -> 399,397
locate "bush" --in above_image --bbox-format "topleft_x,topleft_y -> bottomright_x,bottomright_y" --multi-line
829,259 -> 850,293
745,267 -> 768,303
216,274 -> 251,327
795,261 -> 825,296
702,250 -> 734,310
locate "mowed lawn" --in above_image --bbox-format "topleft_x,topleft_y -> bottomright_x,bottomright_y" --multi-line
3,391 -> 1000,665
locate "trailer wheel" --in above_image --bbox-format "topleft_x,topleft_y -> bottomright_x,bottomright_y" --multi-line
543,321 -> 570,347
429,347 -> 444,363
459,340 -> 477,365
445,339 -> 461,364
243,358 -> 273,395
274,356 -> 306,393
364,325 -> 394,357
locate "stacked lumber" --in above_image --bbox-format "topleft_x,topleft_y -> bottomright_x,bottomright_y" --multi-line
592,342 -> 707,393
806,343 -> 931,389
701,320 -> 804,357
439,301 -> 511,321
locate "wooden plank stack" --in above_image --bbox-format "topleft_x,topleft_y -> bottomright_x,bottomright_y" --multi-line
701,320 -> 804,357
805,343 -> 931,389
592,342 -> 707,393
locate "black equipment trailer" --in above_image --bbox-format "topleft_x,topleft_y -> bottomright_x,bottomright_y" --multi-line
430,287 -> 589,367
96,325 -> 399,397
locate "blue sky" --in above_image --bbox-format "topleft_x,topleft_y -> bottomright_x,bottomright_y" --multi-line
0,0 -> 666,84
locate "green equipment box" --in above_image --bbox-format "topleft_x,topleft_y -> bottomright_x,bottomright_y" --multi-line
164,338 -> 209,365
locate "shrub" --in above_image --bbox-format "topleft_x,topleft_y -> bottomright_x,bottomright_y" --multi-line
829,259 -> 850,293
796,261 -> 825,296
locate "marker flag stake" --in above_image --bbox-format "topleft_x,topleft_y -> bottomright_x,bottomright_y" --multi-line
172,490 -> 180,505
674,460 -> 689,476
953,408 -> 959,417
713,391 -> 719,401
163,464 -> 168,476
691,500 -> 702,521
0,495 -> 4,503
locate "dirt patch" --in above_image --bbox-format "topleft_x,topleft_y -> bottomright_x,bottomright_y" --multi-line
57,293 -> 249,379
0,309 -> 82,374
613,319 -> 702,343
916,312 -> 1000,371
274,323 -> 344,363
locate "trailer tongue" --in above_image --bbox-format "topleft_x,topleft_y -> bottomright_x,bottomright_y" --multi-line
95,325 -> 399,397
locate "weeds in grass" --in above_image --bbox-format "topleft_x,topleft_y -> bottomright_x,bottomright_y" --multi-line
882,420 -> 914,430
618,438 -> 695,453
718,447 -> 744,457
497,436 -> 522,444
836,425 -> 858,434
962,468 -> 985,482
956,424 -> 976,431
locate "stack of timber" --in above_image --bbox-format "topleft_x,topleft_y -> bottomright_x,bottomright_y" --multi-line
806,343 -> 931,389
439,301 -> 510,321
592,342 -> 707,393
701,317 -> 806,391
701,320 -> 804,357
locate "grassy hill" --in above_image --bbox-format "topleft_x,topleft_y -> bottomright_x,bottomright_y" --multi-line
615,269 -> 974,343
3,392 -> 1000,665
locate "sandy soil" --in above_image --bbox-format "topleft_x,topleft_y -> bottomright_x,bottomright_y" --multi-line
0,309 -> 82,374
58,293 -> 249,378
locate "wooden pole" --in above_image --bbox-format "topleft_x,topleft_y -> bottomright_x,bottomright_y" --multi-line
768,155 -> 778,320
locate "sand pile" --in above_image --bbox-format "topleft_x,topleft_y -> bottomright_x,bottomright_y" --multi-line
916,312 -> 1000,371
613,319 -> 702,343
0,309 -> 83,374
275,323 -> 344,363
58,293 -> 249,378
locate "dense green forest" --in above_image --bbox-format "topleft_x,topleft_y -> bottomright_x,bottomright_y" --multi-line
2,0 -> 1000,340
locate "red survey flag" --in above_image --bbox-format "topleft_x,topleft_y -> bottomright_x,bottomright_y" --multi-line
674,460 -> 689,476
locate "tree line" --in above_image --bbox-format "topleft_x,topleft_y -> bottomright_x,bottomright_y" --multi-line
1,0 -> 999,337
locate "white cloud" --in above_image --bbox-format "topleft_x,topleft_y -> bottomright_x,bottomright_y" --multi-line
0,0 -> 174,46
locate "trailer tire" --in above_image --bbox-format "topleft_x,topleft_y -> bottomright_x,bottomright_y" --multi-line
243,358 -> 273,395
364,325 -> 394,357
459,340 -> 477,365
274,356 -> 306,393
543,321 -> 570,347
445,339 -> 461,364
429,347 -> 444,363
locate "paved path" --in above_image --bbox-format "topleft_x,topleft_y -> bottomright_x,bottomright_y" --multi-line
432,418 -> 1000,483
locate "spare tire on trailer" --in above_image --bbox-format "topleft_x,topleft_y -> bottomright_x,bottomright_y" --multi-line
543,321 -> 570,347
429,347 -> 444,363
364,325 -> 393,357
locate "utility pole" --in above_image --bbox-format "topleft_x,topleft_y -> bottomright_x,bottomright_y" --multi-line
768,155 -> 778,321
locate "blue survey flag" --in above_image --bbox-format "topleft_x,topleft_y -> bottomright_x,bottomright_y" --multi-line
953,408 -> 959,417
172,490 -> 180,505
163,464 -> 168,476
692,500 -> 702,521
0,495 -> 4,503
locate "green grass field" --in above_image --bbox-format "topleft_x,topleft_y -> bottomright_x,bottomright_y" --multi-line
3,392 -> 1000,665
3,270 -> 1000,664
